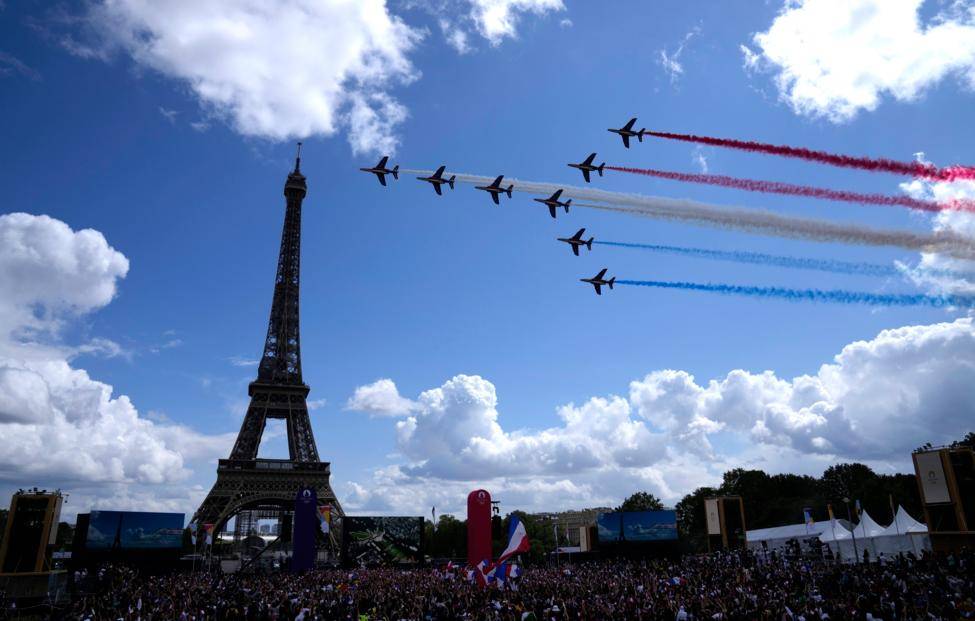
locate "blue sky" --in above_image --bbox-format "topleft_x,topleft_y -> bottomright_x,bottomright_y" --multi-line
1,0 -> 974,520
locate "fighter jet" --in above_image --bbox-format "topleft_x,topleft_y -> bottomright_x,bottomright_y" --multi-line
558,228 -> 594,256
580,268 -> 615,295
417,166 -> 456,195
360,156 -> 399,186
533,189 -> 572,219
475,175 -> 513,205
608,117 -> 646,148
568,153 -> 605,183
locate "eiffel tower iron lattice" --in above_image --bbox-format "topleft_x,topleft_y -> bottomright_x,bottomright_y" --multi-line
193,145 -> 343,538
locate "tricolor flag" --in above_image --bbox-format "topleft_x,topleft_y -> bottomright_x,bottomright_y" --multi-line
803,508 -> 814,533
203,523 -> 215,546
188,522 -> 198,545
854,499 -> 862,518
472,559 -> 493,587
497,515 -> 530,564
318,505 -> 332,534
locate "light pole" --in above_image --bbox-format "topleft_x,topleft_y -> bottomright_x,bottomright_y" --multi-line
843,497 -> 860,564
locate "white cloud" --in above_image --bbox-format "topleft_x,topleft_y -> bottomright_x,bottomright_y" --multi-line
745,0 -> 975,122
469,0 -> 565,45
227,355 -> 258,367
346,319 -> 975,514
158,106 -> 178,124
346,378 -> 418,417
76,0 -> 424,154
439,18 -> 472,54
657,27 -> 700,85
0,50 -> 40,80
308,398 -> 327,411
692,146 -> 709,173
0,213 -> 232,515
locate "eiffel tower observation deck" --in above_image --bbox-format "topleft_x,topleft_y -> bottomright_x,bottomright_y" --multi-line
193,145 -> 342,543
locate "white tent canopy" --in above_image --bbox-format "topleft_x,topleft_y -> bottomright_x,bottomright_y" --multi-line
819,507 -> 930,562
746,521 -> 832,554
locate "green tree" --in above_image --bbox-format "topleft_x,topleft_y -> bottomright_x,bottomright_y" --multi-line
675,486 -> 718,552
617,491 -> 664,512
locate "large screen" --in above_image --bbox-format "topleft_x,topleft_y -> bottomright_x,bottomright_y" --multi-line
622,510 -> 678,541
343,516 -> 423,565
86,511 -> 184,549
596,512 -> 622,542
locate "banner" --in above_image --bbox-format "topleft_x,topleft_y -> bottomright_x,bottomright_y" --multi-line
916,451 -> 951,504
292,486 -> 318,572
467,490 -> 492,567
318,505 -> 331,535
705,498 -> 721,535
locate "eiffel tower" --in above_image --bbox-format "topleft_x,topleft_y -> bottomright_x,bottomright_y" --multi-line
193,145 -> 342,541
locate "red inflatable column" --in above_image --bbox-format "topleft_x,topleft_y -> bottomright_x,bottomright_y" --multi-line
467,489 -> 492,567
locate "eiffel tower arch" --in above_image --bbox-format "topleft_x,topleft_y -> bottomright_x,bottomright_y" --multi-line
193,146 -> 343,554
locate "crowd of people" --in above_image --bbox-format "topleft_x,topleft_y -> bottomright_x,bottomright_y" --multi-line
28,549 -> 975,620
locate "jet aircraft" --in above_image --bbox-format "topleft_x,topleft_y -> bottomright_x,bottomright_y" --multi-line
558,228 -> 594,256
580,268 -> 615,295
417,166 -> 456,195
533,189 -> 572,218
359,156 -> 399,186
475,175 -> 514,205
568,153 -> 605,183
608,117 -> 646,148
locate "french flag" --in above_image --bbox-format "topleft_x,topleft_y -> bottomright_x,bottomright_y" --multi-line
497,515 -> 530,564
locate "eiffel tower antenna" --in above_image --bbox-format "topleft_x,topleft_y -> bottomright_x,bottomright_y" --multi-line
193,147 -> 342,552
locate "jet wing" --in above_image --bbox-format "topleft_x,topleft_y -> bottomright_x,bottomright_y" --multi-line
377,173 -> 387,186
548,205 -> 557,218
622,118 -> 636,131
622,135 -> 630,149
377,156 -> 389,168
491,175 -> 503,188
551,189 -> 563,201
582,169 -> 591,183
572,245 -> 580,256
432,165 -> 445,179
595,268 -> 607,279
491,193 -> 499,205
583,153 -> 596,166
571,228 -> 585,240
593,283 -> 602,295
434,183 -> 442,195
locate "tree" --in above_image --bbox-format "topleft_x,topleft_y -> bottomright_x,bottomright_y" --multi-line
617,491 -> 664,512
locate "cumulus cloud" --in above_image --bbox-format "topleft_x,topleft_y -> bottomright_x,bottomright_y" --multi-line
346,378 -> 418,417
346,319 -> 975,514
72,0 -> 423,154
657,27 -> 700,85
744,0 -> 975,121
0,213 -> 232,514
469,0 -> 565,45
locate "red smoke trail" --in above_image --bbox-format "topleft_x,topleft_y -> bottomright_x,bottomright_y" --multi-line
606,166 -> 975,214
644,131 -> 975,181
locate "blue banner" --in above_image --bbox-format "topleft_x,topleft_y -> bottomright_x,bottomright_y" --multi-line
291,486 -> 318,572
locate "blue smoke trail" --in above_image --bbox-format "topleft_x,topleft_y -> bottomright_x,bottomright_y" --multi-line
594,241 -> 897,277
616,280 -> 975,308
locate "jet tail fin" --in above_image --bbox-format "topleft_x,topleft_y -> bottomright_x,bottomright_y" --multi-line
392,165 -> 399,180
638,129 -> 645,142
448,175 -> 456,189
586,238 -> 593,250
598,164 -> 605,177
608,277 -> 615,290
505,185 -> 513,198
565,198 -> 572,211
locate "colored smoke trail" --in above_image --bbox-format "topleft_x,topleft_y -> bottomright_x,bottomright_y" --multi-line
400,168 -> 975,259
644,131 -> 975,181
605,166 -> 975,214
616,279 -> 975,308
594,241 -> 898,277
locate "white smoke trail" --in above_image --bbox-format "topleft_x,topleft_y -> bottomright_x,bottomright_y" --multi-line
401,169 -> 975,259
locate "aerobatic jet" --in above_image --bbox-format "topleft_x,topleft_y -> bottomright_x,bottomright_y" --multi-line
417,166 -> 456,195
359,156 -> 399,186
475,175 -> 513,205
608,117 -> 646,148
580,268 -> 615,295
558,228 -> 594,256
533,189 -> 572,218
568,153 -> 605,183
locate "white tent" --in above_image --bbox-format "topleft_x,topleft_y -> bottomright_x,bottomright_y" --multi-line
746,521 -> 832,554
818,520 -> 859,562
872,506 -> 930,558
